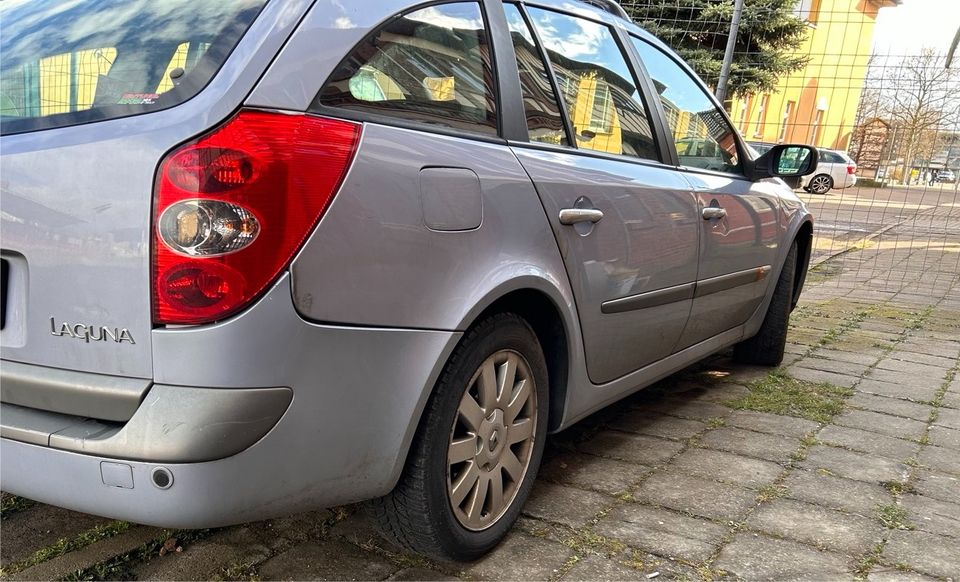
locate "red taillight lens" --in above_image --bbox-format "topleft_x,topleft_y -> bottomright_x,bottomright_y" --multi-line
847,164 -> 857,175
152,110 -> 361,324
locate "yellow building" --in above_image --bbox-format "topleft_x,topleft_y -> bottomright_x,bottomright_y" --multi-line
730,0 -> 899,151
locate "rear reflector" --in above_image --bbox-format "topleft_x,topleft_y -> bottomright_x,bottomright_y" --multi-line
152,110 -> 361,324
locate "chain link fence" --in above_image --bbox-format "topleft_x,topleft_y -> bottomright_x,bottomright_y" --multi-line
622,0 -> 960,299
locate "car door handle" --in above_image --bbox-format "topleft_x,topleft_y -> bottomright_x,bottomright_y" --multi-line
559,208 -> 604,225
702,207 -> 727,220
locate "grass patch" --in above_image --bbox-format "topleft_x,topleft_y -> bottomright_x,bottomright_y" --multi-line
213,558 -> 261,582
0,493 -> 36,518
854,541 -> 886,578
64,528 -> 214,581
572,530 -> 627,557
882,480 -> 916,496
877,504 -> 913,530
706,417 -> 726,429
0,521 -> 133,577
756,484 -> 788,503
805,261 -> 843,285
726,371 -> 853,423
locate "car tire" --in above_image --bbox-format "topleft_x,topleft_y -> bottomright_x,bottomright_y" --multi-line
369,313 -> 549,561
808,174 -> 833,194
733,242 -> 797,366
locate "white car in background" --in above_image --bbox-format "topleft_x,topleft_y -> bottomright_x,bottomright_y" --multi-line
801,148 -> 857,194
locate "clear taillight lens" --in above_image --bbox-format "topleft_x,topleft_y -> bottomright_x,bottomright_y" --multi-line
158,200 -> 260,256
152,110 -> 361,324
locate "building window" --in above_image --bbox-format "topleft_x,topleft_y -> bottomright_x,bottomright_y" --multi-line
738,96 -> 751,134
753,94 -> 769,138
588,83 -> 613,133
809,109 -> 823,146
779,101 -> 794,142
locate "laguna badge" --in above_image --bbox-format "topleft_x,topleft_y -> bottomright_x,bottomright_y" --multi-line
50,317 -> 135,344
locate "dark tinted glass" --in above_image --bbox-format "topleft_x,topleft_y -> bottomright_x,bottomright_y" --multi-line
317,3 -> 497,136
525,7 -> 658,161
503,4 -> 566,145
0,0 -> 267,135
632,38 -> 742,175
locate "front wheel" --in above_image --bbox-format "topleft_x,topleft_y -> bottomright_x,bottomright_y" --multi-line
370,313 -> 548,561
733,242 -> 797,366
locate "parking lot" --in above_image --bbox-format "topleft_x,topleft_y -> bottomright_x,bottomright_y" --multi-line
2,184 -> 959,581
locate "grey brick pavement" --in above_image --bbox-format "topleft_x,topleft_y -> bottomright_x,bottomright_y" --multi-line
2,191 -> 959,580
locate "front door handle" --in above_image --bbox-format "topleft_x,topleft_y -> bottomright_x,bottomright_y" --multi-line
559,208 -> 604,225
702,207 -> 727,220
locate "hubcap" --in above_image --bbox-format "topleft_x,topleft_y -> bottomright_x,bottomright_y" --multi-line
447,350 -> 537,531
812,176 -> 831,193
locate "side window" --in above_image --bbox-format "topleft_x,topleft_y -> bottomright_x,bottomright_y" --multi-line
822,151 -> 843,164
632,38 -> 742,175
525,7 -> 658,161
503,4 -> 567,145
317,3 -> 497,136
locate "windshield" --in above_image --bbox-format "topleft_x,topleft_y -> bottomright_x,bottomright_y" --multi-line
0,0 -> 268,135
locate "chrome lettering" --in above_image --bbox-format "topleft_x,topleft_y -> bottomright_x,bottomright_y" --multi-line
72,323 -> 89,342
49,317 -> 135,345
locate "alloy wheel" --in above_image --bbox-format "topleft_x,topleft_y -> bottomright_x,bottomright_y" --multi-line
810,175 -> 832,194
447,350 -> 537,531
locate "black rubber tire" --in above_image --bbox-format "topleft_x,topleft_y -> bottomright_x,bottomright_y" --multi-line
369,313 -> 549,561
808,174 -> 833,195
733,242 -> 797,366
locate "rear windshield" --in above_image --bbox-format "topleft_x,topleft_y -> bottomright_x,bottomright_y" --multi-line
0,0 -> 268,135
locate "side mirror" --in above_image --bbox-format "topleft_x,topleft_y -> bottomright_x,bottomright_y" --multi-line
747,145 -> 818,182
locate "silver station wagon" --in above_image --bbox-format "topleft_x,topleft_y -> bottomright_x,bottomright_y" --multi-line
0,0 -> 816,560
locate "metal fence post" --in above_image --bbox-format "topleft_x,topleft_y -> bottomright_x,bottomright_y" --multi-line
715,0 -> 745,104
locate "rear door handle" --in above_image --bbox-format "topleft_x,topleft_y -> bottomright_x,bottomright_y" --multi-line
559,208 -> 604,225
702,207 -> 727,220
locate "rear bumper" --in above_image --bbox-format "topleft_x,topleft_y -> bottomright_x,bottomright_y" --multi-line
0,384 -> 292,463
841,174 -> 857,189
0,275 -> 460,528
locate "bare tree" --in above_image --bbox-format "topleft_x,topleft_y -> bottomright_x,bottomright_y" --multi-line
879,50 -> 960,180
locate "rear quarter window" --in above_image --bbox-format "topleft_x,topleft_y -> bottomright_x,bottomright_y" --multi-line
315,3 -> 498,136
0,0 -> 267,135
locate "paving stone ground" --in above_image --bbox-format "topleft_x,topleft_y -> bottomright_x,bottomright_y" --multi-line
2,189 -> 959,580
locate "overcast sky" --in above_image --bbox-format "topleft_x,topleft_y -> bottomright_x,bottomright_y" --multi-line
871,0 -> 959,55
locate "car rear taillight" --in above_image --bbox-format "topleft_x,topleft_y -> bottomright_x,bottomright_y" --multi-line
152,110 -> 361,324
847,164 -> 857,175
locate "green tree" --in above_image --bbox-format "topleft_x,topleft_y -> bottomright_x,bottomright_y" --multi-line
622,0 -> 808,100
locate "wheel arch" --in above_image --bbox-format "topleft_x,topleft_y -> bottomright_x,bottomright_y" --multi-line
743,213 -> 814,338
792,220 -> 814,310
469,286 -> 572,433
